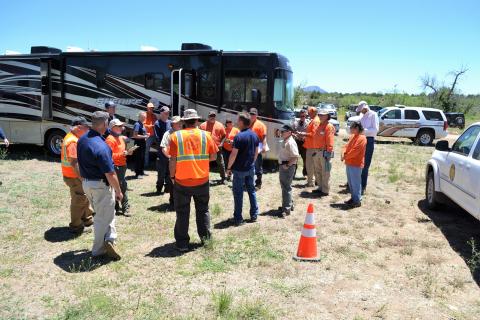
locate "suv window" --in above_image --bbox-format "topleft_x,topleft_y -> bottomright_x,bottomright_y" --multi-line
405,110 -> 420,120
452,126 -> 480,156
383,109 -> 401,120
423,111 -> 443,121
473,140 -> 480,160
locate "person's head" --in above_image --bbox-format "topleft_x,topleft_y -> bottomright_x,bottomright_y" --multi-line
109,119 -> 125,136
307,106 -> 317,119
225,119 -> 233,129
146,102 -> 155,114
237,112 -> 251,130
208,111 -> 217,124
181,109 -> 201,128
159,106 -> 170,121
356,101 -> 369,114
318,109 -> 330,123
280,124 -> 293,139
138,111 -> 146,123
171,116 -> 182,131
105,101 -> 116,116
349,121 -> 364,135
71,116 -> 90,137
249,108 -> 258,123
91,111 -> 110,135
299,109 -> 307,121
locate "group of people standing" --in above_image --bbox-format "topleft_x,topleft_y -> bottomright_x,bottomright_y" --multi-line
59,99 -> 378,257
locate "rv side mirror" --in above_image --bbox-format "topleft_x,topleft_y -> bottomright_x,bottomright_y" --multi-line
251,89 -> 261,106
435,140 -> 450,152
41,76 -> 49,95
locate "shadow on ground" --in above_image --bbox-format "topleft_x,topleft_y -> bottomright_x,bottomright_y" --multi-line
44,226 -> 83,242
2,145 -> 58,162
53,249 -> 112,272
418,199 -> 480,286
147,203 -> 172,212
146,242 -> 202,258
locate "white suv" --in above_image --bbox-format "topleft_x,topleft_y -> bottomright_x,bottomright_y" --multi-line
425,123 -> 480,220
348,106 -> 448,145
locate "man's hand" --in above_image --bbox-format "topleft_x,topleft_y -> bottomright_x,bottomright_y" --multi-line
3,138 -> 9,147
281,164 -> 289,170
226,169 -> 232,177
115,190 -> 123,202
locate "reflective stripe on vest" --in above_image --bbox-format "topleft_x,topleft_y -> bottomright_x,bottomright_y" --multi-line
176,130 -> 208,162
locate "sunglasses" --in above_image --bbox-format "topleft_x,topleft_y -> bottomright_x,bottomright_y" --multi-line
209,114 -> 216,118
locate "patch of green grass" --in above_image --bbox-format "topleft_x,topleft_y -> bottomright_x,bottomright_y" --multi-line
68,257 -> 101,273
52,293 -> 119,320
212,289 -> 233,317
0,268 -> 14,278
234,301 -> 275,320
466,238 -> 480,273
268,280 -> 312,298
195,257 -> 228,273
211,203 -> 223,218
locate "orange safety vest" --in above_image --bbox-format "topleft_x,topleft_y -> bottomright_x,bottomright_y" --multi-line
61,132 -> 78,178
172,128 -> 211,186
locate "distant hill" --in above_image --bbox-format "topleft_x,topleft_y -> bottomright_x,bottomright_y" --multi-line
303,86 -> 327,93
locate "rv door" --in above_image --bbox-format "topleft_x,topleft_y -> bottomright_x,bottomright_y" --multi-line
40,59 -> 53,120
170,69 -> 195,117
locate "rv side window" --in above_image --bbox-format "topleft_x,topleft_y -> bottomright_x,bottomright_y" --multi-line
96,68 -> 106,89
224,70 -> 267,104
198,70 -> 216,100
145,73 -> 166,91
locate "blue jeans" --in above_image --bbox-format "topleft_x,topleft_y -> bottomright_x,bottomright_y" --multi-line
144,136 -> 156,166
232,168 -> 258,222
346,165 -> 362,203
361,137 -> 375,190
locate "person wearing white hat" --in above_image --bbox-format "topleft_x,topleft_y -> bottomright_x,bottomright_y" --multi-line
105,119 -> 134,216
356,101 -> 379,194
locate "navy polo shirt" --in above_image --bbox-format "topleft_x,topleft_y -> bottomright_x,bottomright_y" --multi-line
231,128 -> 259,172
77,129 -> 115,180
154,119 -> 171,156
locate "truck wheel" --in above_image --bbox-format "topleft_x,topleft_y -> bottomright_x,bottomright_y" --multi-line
416,129 -> 434,146
456,117 -> 465,129
426,171 -> 439,210
45,130 -> 66,156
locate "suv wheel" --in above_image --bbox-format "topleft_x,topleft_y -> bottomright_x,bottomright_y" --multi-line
426,171 -> 439,209
416,129 -> 434,146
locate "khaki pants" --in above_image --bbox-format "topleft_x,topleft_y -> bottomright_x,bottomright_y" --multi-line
305,148 -> 331,193
63,177 -> 93,230
82,180 -> 117,256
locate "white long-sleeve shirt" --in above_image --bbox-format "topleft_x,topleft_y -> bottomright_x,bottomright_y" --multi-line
360,110 -> 379,137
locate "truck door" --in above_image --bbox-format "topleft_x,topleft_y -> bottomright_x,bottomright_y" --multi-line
445,125 -> 480,215
398,109 -> 420,138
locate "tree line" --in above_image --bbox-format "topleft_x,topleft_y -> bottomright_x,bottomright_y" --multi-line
295,67 -> 479,115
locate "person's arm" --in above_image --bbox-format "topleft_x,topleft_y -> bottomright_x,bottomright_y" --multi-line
105,171 -> 123,201
226,148 -> 238,176
169,157 -> 176,182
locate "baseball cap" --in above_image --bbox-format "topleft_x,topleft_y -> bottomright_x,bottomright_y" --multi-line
147,102 -> 155,108
208,110 -> 217,117
159,106 -> 170,113
109,118 -> 124,129
280,124 -> 293,132
356,101 -> 368,112
105,101 -> 116,109
71,116 -> 89,127
249,108 -> 258,115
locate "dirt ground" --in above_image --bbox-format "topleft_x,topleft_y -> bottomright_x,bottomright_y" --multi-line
1,132 -> 480,320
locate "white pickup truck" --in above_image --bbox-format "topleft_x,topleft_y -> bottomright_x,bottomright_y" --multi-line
425,123 -> 480,220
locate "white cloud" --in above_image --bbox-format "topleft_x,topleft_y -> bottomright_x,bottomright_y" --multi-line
66,46 -> 85,52
140,45 -> 159,51
5,50 -> 21,55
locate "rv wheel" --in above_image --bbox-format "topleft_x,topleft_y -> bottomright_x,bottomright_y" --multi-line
45,130 -> 66,156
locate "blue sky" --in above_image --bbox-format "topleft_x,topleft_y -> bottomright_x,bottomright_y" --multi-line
1,0 -> 479,94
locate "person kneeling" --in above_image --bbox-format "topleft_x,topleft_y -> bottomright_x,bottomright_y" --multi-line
341,121 -> 367,209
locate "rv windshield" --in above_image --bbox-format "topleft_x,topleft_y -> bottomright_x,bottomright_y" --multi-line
274,70 -> 294,112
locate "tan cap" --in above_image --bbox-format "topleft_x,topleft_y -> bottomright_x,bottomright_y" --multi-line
171,116 -> 182,124
109,118 -> 124,129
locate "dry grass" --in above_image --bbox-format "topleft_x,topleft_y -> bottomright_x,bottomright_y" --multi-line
1,133 -> 480,319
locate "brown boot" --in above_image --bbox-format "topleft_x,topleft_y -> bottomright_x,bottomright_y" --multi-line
104,241 -> 121,261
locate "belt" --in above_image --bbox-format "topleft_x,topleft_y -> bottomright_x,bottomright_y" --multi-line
84,178 -> 110,186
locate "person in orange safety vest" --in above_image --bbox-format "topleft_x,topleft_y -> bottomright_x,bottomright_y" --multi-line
169,109 -> 218,252
61,116 -> 93,233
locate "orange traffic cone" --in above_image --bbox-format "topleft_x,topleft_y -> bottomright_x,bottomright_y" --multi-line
293,203 -> 321,262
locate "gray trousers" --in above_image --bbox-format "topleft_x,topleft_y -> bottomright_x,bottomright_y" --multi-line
279,164 -> 296,210
82,180 -> 117,256
174,182 -> 211,246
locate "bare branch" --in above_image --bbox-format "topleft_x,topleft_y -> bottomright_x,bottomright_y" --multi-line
447,66 -> 469,99
421,74 -> 438,94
